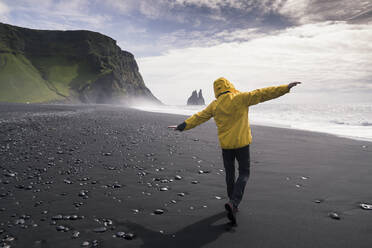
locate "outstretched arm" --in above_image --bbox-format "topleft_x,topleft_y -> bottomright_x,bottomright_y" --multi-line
237,82 -> 301,107
170,102 -> 215,132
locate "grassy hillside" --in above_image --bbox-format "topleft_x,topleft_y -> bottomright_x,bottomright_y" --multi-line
0,22 -> 159,104
0,53 -> 62,102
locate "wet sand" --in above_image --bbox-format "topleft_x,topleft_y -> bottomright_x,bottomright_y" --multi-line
0,103 -> 371,248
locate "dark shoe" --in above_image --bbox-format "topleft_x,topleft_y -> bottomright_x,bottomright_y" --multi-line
224,202 -> 237,225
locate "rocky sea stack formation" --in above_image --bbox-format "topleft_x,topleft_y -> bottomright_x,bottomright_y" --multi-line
187,89 -> 205,105
0,22 -> 160,104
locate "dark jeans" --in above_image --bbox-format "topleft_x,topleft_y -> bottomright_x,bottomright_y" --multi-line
222,145 -> 250,208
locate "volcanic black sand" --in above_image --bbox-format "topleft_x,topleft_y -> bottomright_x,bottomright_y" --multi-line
0,103 -> 371,248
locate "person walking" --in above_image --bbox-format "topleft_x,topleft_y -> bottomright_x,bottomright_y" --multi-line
170,77 -> 301,225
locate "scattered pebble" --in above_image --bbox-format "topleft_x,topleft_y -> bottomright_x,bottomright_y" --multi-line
52,215 -> 63,220
360,203 -> 372,210
329,212 -> 340,220
64,179 -> 73,184
153,209 -> 164,215
174,175 -> 182,180
72,231 -> 80,239
14,218 -> 25,225
4,236 -> 15,242
56,225 -> 69,232
93,227 -> 107,233
116,231 -> 125,238
81,241 -> 90,247
160,187 -> 169,191
124,232 -> 136,240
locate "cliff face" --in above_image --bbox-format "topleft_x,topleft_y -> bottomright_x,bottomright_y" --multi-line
187,89 -> 205,105
0,22 -> 160,104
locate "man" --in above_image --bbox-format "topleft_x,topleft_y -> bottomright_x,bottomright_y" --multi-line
170,77 -> 301,225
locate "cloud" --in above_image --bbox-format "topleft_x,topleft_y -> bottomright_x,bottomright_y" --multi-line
0,0 -> 10,21
174,0 -> 244,9
103,0 -> 290,27
103,0 -> 372,26
279,0 -> 372,24
138,21 -> 372,104
5,0 -> 110,30
102,0 -> 372,57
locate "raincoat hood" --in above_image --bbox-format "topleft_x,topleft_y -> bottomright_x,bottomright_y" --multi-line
213,77 -> 240,98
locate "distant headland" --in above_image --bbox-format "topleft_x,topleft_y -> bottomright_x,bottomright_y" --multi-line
0,22 -> 160,104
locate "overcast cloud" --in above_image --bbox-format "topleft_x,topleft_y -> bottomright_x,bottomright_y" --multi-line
1,0 -> 372,104
139,21 -> 372,104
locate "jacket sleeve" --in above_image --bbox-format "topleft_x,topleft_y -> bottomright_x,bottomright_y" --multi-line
184,102 -> 215,131
237,84 -> 290,107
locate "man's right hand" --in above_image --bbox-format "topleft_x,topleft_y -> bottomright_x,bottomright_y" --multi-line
168,122 -> 186,131
288,82 -> 301,90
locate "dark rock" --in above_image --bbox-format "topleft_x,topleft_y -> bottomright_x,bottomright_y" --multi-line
93,227 -> 107,233
63,179 -> 73,184
360,203 -> 372,210
4,172 -> 17,177
78,190 -> 88,197
14,219 -> 25,225
69,215 -> 79,220
153,209 -> 164,215
116,231 -> 125,238
81,241 -> 90,247
124,232 -> 136,240
72,231 -> 80,239
56,225 -> 68,231
52,215 -> 63,220
329,212 -> 340,220
160,187 -> 169,191
111,182 -> 122,188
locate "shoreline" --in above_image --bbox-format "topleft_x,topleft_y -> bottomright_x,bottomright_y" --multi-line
1,101 -> 371,144
132,106 -> 372,144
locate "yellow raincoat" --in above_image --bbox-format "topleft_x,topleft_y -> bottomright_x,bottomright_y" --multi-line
184,77 -> 290,149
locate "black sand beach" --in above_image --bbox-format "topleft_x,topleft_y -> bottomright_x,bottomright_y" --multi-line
0,103 -> 371,248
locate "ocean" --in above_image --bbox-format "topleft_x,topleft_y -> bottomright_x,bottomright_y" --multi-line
132,103 -> 372,142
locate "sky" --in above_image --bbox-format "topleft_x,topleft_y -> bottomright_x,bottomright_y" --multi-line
1,0 -> 372,105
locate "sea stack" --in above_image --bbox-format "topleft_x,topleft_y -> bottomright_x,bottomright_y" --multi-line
187,89 -> 205,105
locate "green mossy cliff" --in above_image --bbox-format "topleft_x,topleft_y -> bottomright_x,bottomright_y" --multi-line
0,22 -> 159,103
